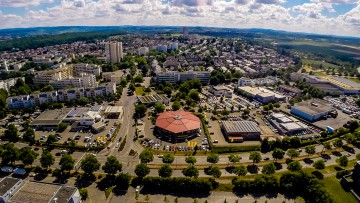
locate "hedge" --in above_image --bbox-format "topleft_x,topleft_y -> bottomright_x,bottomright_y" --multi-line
142,177 -> 212,194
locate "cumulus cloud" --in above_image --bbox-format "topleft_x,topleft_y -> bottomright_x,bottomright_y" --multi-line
0,0 -> 359,37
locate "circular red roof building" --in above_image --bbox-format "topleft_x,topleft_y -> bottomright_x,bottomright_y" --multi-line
155,111 -> 201,136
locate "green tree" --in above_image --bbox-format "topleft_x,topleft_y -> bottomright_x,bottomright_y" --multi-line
272,148 -> 285,161
80,154 -> 100,174
262,163 -> 276,175
333,139 -> 344,150
4,124 -> 19,142
162,154 -> 175,164
135,163 -> 150,178
23,128 -> 35,144
102,156 -> 122,176
356,153 -> 360,160
313,159 -> 325,170
185,156 -> 197,165
40,151 -> 55,169
305,145 -> 316,156
1,143 -> 19,165
172,101 -> 181,111
182,165 -> 199,178
207,154 -> 219,164
19,147 -> 37,166
46,134 -> 57,145
234,165 -> 247,176
207,166 -> 222,179
188,89 -> 200,102
115,173 -> 131,189
58,122 -> 68,132
287,149 -> 300,159
228,154 -> 241,166
133,75 -> 144,83
154,102 -> 165,113
140,149 -> 154,164
135,104 -> 148,118
158,164 -> 173,178
59,154 -> 75,171
337,155 -> 348,168
323,142 -> 332,151
287,160 -> 302,171
249,152 -> 262,165
77,97 -> 90,106
163,87 -> 172,96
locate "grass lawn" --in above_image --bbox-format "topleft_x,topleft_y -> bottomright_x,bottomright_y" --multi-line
320,176 -> 357,203
347,77 -> 360,84
135,87 -> 144,95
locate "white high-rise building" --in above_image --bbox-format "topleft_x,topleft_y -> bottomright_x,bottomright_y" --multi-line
169,42 -> 178,50
105,41 -> 123,63
183,27 -> 189,39
4,60 -> 8,71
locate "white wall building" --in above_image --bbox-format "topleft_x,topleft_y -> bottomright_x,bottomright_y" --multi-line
105,41 -> 123,63
155,70 -> 211,84
73,63 -> 101,77
138,47 -> 149,56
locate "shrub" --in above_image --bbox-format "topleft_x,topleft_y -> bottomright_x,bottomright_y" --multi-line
79,188 -> 88,200
336,170 -> 350,179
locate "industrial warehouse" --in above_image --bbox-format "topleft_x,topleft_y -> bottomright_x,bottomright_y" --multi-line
220,121 -> 261,143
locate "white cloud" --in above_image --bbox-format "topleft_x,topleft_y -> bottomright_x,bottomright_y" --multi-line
0,0 -> 54,7
0,0 -> 359,37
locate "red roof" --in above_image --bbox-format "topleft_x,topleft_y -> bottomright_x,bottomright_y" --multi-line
155,111 -> 200,134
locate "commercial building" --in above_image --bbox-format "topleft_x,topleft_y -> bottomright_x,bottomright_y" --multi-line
155,111 -> 200,141
6,83 -> 117,109
270,113 -> 308,135
105,41 -> 123,63
0,177 -> 23,203
238,77 -> 253,86
155,70 -> 211,84
0,77 -> 25,91
220,121 -> 261,142
290,73 -> 360,95
290,99 -> 336,122
209,86 -> 233,98
137,94 -> 169,106
278,85 -> 302,96
9,181 -> 80,203
238,86 -> 285,103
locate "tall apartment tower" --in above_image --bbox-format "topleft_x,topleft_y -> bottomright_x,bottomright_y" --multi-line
3,60 -> 8,72
183,27 -> 189,39
105,41 -> 123,63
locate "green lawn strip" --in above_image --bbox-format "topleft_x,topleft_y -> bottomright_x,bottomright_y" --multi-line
135,87 -> 144,95
320,176 -> 357,203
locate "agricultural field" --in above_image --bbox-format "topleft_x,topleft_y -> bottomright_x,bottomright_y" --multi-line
302,59 -> 340,69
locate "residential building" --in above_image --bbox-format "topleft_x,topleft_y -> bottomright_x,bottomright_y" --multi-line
6,83 -> 116,109
105,41 -> 123,63
0,77 -> 25,91
169,42 -> 178,50
73,63 -> 101,77
183,27 -> 189,39
33,65 -> 73,84
102,70 -> 123,85
155,70 -> 211,84
138,47 -> 149,56
156,45 -> 168,53
238,77 -> 253,86
49,74 -> 97,89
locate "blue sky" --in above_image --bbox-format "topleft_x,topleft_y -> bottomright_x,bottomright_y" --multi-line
0,0 -> 359,36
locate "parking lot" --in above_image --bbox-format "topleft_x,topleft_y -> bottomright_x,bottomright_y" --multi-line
34,118 -> 120,147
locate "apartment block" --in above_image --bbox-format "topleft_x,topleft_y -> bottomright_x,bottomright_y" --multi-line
105,41 -> 123,63
73,63 -> 101,77
49,74 -> 97,89
155,70 -> 211,84
0,77 -> 25,91
6,83 -> 117,109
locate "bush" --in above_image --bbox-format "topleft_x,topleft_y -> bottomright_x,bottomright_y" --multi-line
79,188 -> 88,200
336,170 -> 350,179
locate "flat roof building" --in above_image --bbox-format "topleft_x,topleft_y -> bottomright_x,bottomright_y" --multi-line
291,99 -> 336,122
0,178 -> 23,203
10,181 -> 80,203
221,121 -> 261,143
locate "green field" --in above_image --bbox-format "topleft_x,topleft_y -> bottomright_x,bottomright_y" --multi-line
302,59 -> 340,69
320,177 -> 357,203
